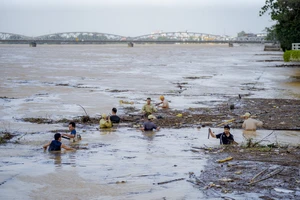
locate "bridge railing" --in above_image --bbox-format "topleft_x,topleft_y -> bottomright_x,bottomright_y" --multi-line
292,43 -> 300,50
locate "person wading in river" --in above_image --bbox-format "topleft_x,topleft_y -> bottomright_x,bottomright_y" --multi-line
242,112 -> 263,131
209,125 -> 235,145
62,121 -> 81,142
141,115 -> 160,132
156,95 -> 169,109
43,133 -> 75,151
141,97 -> 157,118
110,107 -> 121,123
100,113 -> 113,128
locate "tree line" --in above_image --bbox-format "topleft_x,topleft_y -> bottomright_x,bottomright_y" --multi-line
260,0 -> 300,51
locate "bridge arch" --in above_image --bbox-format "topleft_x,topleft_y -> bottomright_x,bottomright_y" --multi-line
132,31 -> 227,41
0,32 -> 32,40
34,32 -> 127,41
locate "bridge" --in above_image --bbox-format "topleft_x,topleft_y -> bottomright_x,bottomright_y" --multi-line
0,31 -> 268,44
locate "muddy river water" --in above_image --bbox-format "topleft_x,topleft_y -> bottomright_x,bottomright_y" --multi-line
0,44 -> 299,199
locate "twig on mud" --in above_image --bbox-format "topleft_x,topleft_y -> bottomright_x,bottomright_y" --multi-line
77,104 -> 88,116
250,168 -> 269,183
248,167 -> 284,185
156,178 -> 185,185
17,132 -> 28,141
256,130 -> 275,144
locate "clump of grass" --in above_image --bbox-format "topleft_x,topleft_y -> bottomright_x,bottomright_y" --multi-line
283,50 -> 300,62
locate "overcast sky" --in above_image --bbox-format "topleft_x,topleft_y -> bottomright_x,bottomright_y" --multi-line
0,0 -> 274,37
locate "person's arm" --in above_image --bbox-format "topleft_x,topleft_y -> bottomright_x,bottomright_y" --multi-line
43,141 -> 51,150
141,105 -> 146,113
61,144 -> 75,151
156,126 -> 161,131
242,121 -> 246,129
256,120 -> 263,127
161,100 -> 169,108
152,105 -> 157,112
155,102 -> 163,106
62,133 -> 75,138
209,128 -> 216,138
105,117 -> 112,127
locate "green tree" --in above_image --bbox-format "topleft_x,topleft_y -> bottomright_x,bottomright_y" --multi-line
260,0 -> 300,51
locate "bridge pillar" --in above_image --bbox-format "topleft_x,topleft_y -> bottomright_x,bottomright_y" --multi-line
29,41 -> 37,47
128,42 -> 134,47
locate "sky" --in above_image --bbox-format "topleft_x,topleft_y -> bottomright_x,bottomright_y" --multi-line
0,0 -> 274,37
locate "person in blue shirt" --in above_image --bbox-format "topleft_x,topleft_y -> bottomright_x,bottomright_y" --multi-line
62,122 -> 81,142
43,133 -> 74,151
209,125 -> 235,145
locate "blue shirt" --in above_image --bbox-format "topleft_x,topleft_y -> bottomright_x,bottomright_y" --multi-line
71,129 -> 76,136
48,140 -> 62,151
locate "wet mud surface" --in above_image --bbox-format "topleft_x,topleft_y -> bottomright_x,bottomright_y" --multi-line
189,146 -> 300,199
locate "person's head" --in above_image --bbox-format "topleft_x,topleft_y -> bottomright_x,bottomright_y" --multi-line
54,133 -> 61,141
146,97 -> 151,105
242,112 -> 251,119
148,115 -> 156,121
224,125 -> 230,134
160,95 -> 165,101
112,107 -> 117,114
69,122 -> 76,131
102,113 -> 107,120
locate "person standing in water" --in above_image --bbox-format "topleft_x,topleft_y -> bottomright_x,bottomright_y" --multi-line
43,133 -> 75,151
100,114 -> 113,128
242,112 -> 263,131
62,121 -> 81,142
156,95 -> 169,109
209,125 -> 235,145
110,107 -> 121,123
141,115 -> 160,132
141,97 -> 157,117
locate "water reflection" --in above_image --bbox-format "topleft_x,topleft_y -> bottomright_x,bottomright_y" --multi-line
99,128 -> 117,135
44,151 -> 77,168
46,152 -> 62,167
142,131 -> 157,140
242,130 -> 258,139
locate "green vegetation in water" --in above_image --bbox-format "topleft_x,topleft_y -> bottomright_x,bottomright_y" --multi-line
283,50 -> 300,62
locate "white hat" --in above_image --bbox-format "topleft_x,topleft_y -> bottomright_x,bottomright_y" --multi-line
242,112 -> 251,117
148,115 -> 156,120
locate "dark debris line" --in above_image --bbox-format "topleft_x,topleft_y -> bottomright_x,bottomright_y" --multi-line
21,98 -> 300,130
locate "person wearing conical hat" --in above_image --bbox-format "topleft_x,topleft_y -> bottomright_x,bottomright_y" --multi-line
241,112 -> 263,131
156,95 -> 169,109
99,113 -> 112,128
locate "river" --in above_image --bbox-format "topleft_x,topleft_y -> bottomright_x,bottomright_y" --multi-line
0,44 -> 299,199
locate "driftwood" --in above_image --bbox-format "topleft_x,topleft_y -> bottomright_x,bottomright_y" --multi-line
157,178 -> 185,185
77,104 -> 89,116
217,118 -> 235,127
217,156 -> 233,163
248,167 -> 284,185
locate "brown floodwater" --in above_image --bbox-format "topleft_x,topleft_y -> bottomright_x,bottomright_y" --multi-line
0,44 -> 299,199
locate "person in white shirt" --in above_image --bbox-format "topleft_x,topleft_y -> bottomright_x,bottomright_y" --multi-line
156,95 -> 169,109
242,112 -> 263,131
